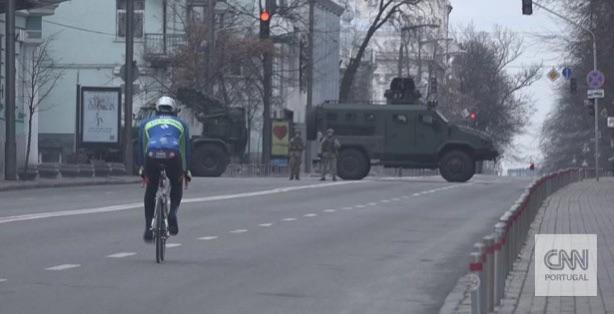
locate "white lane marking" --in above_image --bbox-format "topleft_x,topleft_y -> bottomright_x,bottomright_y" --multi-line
45,264 -> 80,271
304,213 -> 317,217
0,181 -> 364,225
367,202 -> 377,206
413,193 -> 422,196
391,198 -> 401,201
197,236 -> 219,240
342,206 -> 353,210
166,243 -> 182,248
323,209 -> 336,213
230,229 -> 248,234
0,278 -> 7,283
106,252 -> 137,258
282,218 -> 297,222
355,205 -> 366,208
259,223 -> 273,227
381,200 -> 391,203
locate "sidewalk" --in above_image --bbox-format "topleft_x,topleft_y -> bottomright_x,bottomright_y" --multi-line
497,178 -> 614,313
0,176 -> 140,192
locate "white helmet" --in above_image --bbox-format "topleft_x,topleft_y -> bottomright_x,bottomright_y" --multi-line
155,96 -> 177,114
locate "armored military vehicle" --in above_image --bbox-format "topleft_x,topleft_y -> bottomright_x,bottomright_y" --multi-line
306,78 -> 498,182
134,88 -> 247,177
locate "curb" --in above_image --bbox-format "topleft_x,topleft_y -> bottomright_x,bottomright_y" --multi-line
0,177 -> 141,192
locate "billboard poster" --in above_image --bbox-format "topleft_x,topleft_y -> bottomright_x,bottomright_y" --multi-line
271,120 -> 289,157
79,87 -> 121,147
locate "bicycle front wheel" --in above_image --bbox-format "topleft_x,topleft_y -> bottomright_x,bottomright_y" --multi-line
155,200 -> 165,263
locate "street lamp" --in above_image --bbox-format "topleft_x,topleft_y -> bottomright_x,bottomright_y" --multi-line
528,1 -> 601,181
397,24 -> 439,77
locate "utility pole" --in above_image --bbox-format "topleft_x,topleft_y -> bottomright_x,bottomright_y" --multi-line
124,0 -> 135,175
4,0 -> 16,180
260,5 -> 272,170
207,0 -> 216,95
530,1 -> 600,181
304,0 -> 314,173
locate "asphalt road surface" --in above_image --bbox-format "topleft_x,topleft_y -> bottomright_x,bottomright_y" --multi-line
0,175 -> 532,314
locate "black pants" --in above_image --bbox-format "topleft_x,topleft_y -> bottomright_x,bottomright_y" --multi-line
144,156 -> 183,228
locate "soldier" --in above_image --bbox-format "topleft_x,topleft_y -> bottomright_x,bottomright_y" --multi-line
320,128 -> 341,181
288,130 -> 304,180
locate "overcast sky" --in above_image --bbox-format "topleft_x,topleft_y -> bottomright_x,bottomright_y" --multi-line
449,0 -> 567,168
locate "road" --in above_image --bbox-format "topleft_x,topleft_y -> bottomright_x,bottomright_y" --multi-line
0,175 -> 531,314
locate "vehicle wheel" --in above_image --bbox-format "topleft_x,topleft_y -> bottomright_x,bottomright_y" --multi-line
155,204 -> 164,263
191,144 -> 229,177
439,150 -> 475,182
337,148 -> 370,180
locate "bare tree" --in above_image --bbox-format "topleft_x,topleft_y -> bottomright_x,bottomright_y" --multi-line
440,26 -> 541,151
22,39 -> 63,175
338,0 -> 423,102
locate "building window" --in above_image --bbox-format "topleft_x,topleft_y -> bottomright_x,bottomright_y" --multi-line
117,0 -> 144,38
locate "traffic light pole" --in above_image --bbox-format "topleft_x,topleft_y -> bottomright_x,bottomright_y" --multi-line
304,0 -> 314,173
260,6 -> 272,172
532,1 -> 600,181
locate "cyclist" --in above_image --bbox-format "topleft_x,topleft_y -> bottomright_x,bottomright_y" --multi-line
137,96 -> 191,243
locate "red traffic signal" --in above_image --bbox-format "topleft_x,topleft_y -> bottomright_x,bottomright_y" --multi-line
469,112 -> 477,121
260,10 -> 271,22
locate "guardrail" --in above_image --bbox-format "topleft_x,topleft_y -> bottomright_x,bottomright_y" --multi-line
468,168 -> 581,314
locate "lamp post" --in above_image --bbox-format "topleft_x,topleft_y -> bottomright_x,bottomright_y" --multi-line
531,1 -> 600,181
398,24 -> 439,77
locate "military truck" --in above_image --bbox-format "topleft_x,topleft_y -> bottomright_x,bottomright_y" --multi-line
134,88 -> 247,177
306,78 -> 498,182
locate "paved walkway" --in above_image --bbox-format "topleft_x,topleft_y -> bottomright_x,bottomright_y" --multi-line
497,178 -> 614,314
0,176 -> 140,192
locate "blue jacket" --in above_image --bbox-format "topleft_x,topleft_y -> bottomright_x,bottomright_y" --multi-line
137,114 -> 191,170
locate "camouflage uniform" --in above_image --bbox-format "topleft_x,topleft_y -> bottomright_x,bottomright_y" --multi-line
288,133 -> 304,180
320,129 -> 340,181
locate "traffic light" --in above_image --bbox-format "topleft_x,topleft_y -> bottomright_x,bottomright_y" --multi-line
570,77 -> 577,94
522,0 -> 533,15
259,10 -> 271,39
469,111 -> 477,122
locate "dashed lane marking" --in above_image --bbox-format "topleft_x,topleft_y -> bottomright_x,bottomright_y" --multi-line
381,200 -> 391,203
106,252 -> 137,258
367,202 -> 377,206
197,236 -> 219,240
0,181 -> 365,224
259,223 -> 273,227
281,218 -> 297,222
0,278 -> 7,283
165,243 -> 182,248
304,213 -> 317,217
323,209 -> 336,213
45,264 -> 81,271
230,229 -> 248,234
342,207 -> 353,210
391,198 -> 401,201
355,205 -> 366,208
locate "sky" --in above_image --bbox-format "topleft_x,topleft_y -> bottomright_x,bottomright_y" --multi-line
449,0 -> 568,168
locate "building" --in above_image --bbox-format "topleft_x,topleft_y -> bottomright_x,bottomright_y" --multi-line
37,0 -> 343,161
0,1 -> 67,177
340,0 -> 453,102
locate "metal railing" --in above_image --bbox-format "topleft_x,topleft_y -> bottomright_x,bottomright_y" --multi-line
144,33 -> 185,58
468,168 -> 582,314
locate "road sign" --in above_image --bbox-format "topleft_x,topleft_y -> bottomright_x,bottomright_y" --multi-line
547,68 -> 560,82
586,70 -> 605,89
587,89 -> 605,99
562,67 -> 572,80
120,62 -> 140,83
608,117 -> 614,128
